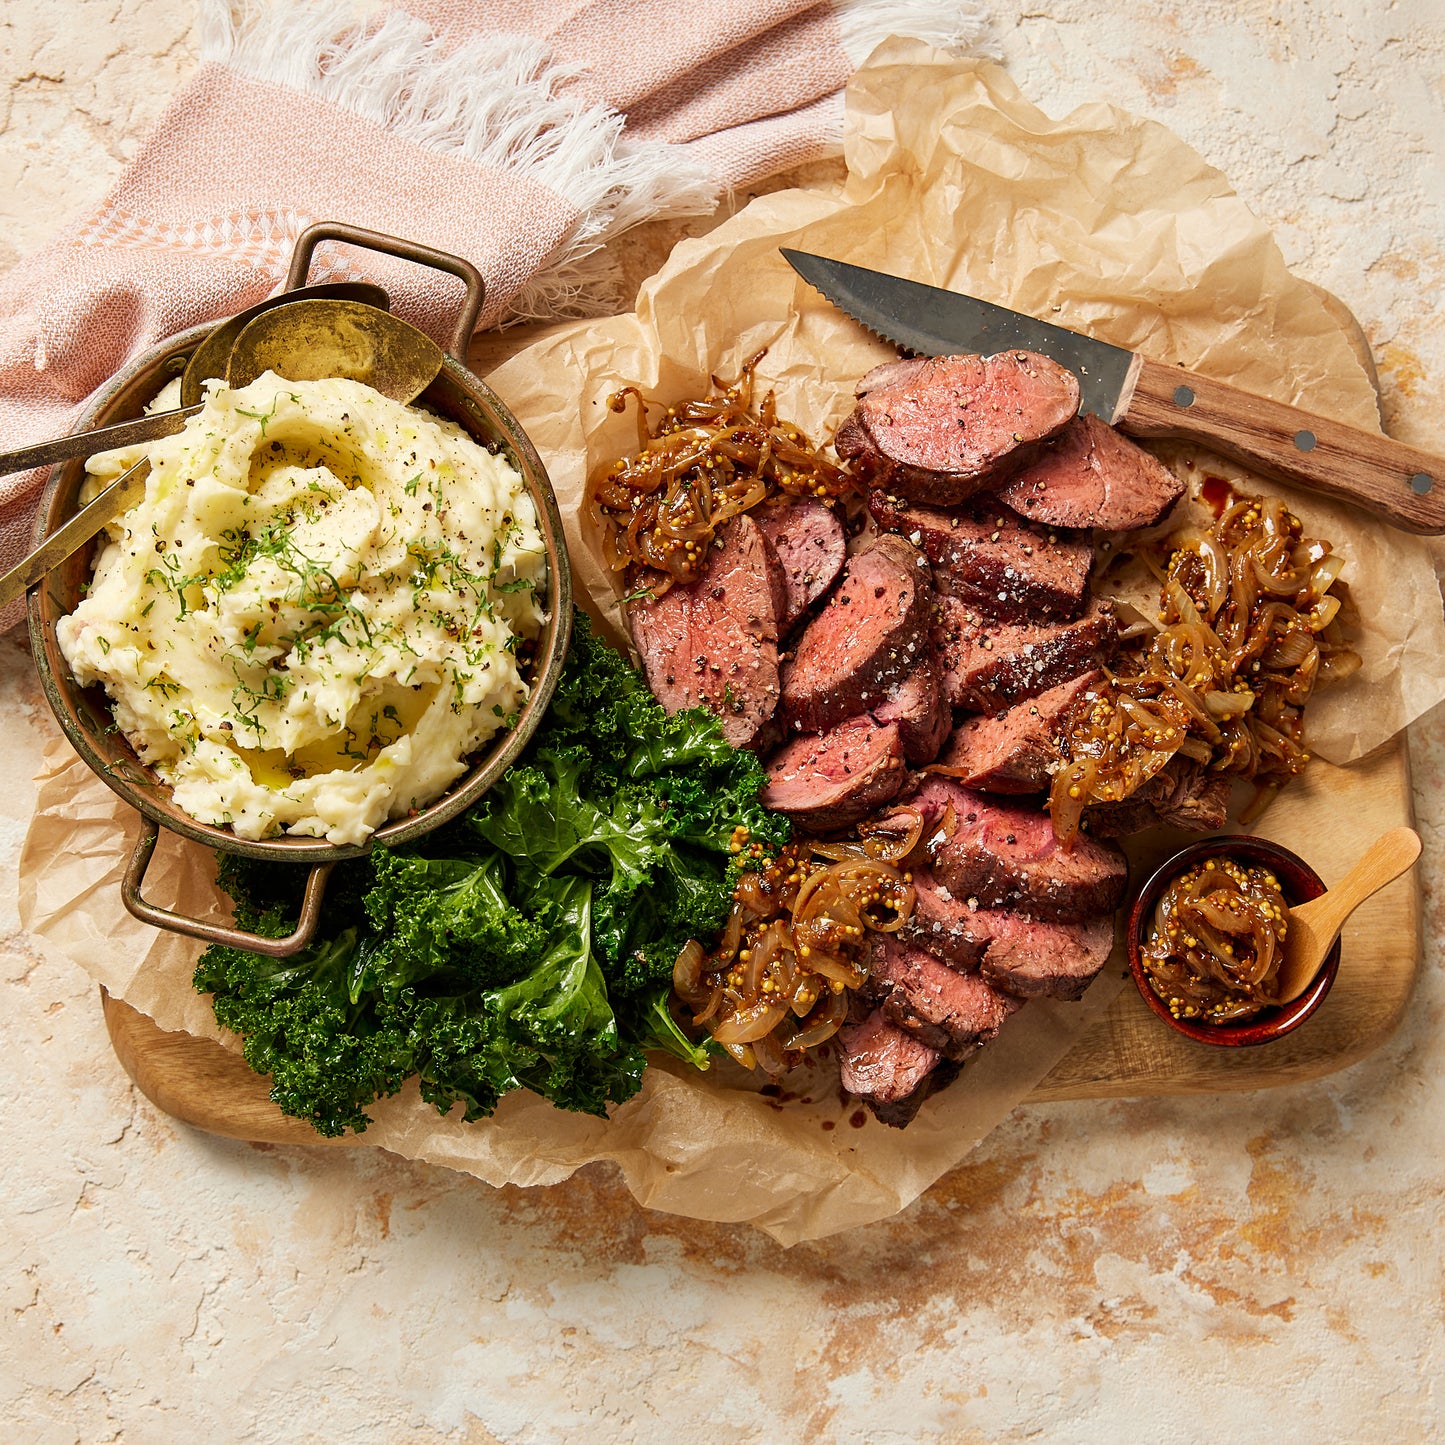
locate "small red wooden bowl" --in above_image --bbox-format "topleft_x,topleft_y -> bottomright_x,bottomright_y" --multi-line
1126,836 -> 1341,1046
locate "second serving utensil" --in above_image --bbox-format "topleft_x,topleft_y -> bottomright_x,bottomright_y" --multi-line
0,280 -> 389,479
1273,825 -> 1421,1005
27,218 -> 572,959
0,296 -> 441,613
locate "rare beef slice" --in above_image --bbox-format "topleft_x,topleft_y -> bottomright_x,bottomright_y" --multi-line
899,865 -> 1116,999
627,513 -> 786,749
912,776 -> 1128,923
752,495 -> 848,633
836,1008 -> 960,1128
872,660 -> 951,764
867,935 -> 1022,1059
933,594 -> 1117,715
975,907 -> 1116,1000
869,491 -> 1093,621
761,716 -> 906,830
780,534 -> 933,733
898,866 -> 989,970
997,412 -> 1186,532
834,352 -> 1080,506
931,670 -> 1104,793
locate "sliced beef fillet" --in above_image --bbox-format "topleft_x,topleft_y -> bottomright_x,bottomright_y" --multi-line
836,1008 -> 961,1128
912,776 -> 1128,923
869,491 -> 1093,621
780,534 -> 932,733
752,495 -> 847,632
1084,756 -> 1231,839
997,412 -> 1186,531
627,513 -> 786,749
933,594 -> 1117,715
835,351 -> 1081,506
976,908 -> 1116,1000
899,866 -> 1116,999
873,661 -> 951,764
932,670 -> 1104,793
868,935 -> 1022,1059
898,866 -> 988,970
760,716 -> 905,830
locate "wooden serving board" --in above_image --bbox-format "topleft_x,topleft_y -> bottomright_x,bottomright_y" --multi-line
96,285 -> 1420,1146
100,735 -> 1419,1144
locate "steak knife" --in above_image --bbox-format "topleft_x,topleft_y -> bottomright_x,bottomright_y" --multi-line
782,249 -> 1445,534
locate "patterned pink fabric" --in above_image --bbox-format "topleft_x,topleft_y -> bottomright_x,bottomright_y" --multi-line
0,0 -> 987,628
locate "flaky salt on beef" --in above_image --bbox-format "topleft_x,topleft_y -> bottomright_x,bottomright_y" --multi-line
974,907 -> 1116,1000
932,669 -> 1104,793
897,867 -> 989,971
626,512 -> 787,749
933,594 -> 1118,715
779,534 -> 934,733
760,716 -> 906,830
835,351 -> 1081,506
869,491 -> 1094,621
912,776 -> 1128,924
752,495 -> 847,632
871,658 -> 951,764
899,866 -> 1116,1001
997,411 -> 1186,531
866,935 -> 1022,1059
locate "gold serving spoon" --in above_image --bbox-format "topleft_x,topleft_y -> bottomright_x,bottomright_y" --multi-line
0,281 -> 389,478
0,296 -> 443,612
1275,825 -> 1422,1004
225,296 -> 442,394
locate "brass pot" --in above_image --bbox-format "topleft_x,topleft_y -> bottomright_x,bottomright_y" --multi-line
27,222 -> 572,956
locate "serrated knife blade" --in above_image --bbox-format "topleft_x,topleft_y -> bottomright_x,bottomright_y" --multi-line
780,248 -> 1445,535
781,249 -> 1138,423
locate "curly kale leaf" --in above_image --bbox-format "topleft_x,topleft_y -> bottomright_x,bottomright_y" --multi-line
469,748 -> 668,900
362,850 -> 546,994
194,928 -> 415,1137
623,981 -> 717,1072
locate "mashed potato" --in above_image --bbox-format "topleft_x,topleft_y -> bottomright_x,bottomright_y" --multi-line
58,372 -> 547,846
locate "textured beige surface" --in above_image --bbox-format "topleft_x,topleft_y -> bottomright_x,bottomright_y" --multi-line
3,3 -> 1444,1440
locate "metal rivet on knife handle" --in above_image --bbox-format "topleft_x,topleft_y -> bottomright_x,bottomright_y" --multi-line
1173,385 -> 1195,407
1295,430 -> 1317,452
1411,472 -> 1434,495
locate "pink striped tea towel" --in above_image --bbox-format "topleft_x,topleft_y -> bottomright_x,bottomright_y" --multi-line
0,0 -> 993,630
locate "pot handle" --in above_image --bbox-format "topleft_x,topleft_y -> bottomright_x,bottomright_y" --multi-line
122,819 -> 335,959
284,221 -> 486,362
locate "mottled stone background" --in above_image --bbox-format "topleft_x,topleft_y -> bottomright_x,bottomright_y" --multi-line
2,3 -> 1442,1440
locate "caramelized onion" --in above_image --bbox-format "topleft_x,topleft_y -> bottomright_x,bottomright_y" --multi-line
811,805 -> 925,864
750,1029 -> 787,1077
589,352 -> 854,592
672,939 -> 708,1007
711,999 -> 790,1046
1139,855 -> 1290,1021
783,989 -> 849,1051
1050,487 -> 1352,842
670,831 -> 916,1075
691,983 -> 724,1027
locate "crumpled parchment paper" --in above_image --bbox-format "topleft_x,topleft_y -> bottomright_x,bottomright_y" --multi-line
20,44 -> 1444,1245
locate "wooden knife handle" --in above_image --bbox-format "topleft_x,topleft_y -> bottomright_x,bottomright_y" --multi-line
1117,356 -> 1445,533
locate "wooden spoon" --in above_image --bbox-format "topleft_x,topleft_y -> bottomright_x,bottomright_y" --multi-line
1275,825 -> 1422,1004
